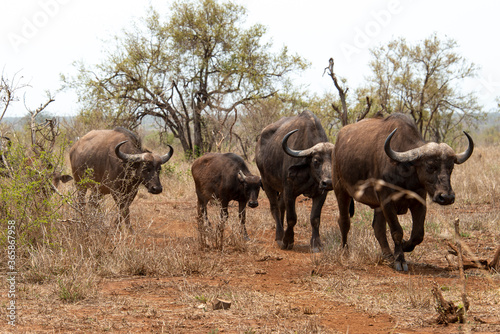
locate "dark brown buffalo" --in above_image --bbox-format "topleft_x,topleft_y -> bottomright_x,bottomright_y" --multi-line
191,152 -> 261,244
256,110 -> 334,252
70,127 -> 173,228
333,113 -> 473,271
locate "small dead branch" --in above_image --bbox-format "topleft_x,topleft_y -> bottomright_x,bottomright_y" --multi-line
446,242 -> 490,270
356,96 -> 372,122
354,178 -> 426,207
445,224 -> 499,271
453,219 -> 469,317
432,283 -> 466,324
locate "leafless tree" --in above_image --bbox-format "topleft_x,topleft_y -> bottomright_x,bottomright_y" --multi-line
324,58 -> 371,126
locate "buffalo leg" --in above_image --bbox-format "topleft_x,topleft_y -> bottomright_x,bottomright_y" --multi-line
403,201 -> 426,252
116,201 -> 132,229
216,200 -> 230,250
310,193 -> 327,252
335,189 -> 352,248
196,198 -> 210,248
75,186 -> 87,215
264,186 -> 284,246
372,209 -> 393,258
282,187 -> 297,250
89,189 -> 103,211
238,201 -> 250,241
112,192 -> 135,230
381,203 -> 407,271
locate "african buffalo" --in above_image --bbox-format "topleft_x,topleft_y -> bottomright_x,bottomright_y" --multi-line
333,113 -> 473,271
256,110 -> 334,252
70,127 -> 173,228
191,152 -> 262,247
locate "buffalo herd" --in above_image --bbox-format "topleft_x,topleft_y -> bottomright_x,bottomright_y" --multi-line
64,111 -> 474,271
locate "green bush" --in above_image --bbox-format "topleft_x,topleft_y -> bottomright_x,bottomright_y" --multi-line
0,144 -> 72,254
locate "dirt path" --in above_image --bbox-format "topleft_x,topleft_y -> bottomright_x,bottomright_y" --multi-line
9,195 -> 500,333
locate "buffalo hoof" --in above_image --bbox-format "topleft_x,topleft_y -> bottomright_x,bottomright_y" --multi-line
241,230 -> 250,241
394,260 -> 409,272
310,239 -> 322,253
311,246 -> 321,253
277,240 -> 294,250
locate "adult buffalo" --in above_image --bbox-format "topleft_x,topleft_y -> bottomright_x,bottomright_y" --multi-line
191,152 -> 262,248
70,127 -> 173,228
256,110 -> 334,252
333,113 -> 473,271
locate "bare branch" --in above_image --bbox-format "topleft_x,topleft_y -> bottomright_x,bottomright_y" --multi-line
324,58 -> 349,126
356,96 -> 372,122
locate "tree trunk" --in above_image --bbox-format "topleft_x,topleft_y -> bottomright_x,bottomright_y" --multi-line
193,106 -> 203,157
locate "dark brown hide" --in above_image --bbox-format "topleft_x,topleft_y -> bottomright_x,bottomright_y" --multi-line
191,152 -> 262,240
255,110 -> 334,251
69,127 -> 173,228
333,113 -> 473,271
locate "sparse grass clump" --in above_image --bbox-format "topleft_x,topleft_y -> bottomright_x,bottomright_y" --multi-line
319,204 -> 382,269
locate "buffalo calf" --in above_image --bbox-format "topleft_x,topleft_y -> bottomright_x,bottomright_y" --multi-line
191,152 -> 262,248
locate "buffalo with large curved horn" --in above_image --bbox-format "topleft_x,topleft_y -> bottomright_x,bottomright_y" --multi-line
333,113 -> 475,272
70,127 -> 174,229
384,128 -> 474,164
115,140 -> 174,164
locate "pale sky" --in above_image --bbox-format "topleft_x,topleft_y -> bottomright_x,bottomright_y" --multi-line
2,0 -> 500,117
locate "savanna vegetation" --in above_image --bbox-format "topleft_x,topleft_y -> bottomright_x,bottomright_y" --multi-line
1,0 -> 499,332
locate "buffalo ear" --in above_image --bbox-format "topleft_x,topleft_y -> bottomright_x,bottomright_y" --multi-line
287,163 -> 309,182
60,174 -> 73,183
237,170 -> 246,183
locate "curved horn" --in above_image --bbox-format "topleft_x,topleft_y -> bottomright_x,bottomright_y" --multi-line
160,145 -> 174,164
384,128 -> 423,163
115,141 -> 145,163
455,131 -> 474,164
282,129 -> 312,158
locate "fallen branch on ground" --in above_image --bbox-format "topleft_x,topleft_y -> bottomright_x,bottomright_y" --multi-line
445,240 -> 499,271
432,283 -> 467,324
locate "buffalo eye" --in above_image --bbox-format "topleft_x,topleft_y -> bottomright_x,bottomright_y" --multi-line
312,157 -> 321,168
425,162 -> 438,173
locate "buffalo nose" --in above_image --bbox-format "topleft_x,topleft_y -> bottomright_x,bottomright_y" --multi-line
149,186 -> 163,194
435,193 -> 455,205
320,179 -> 333,190
248,201 -> 259,208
